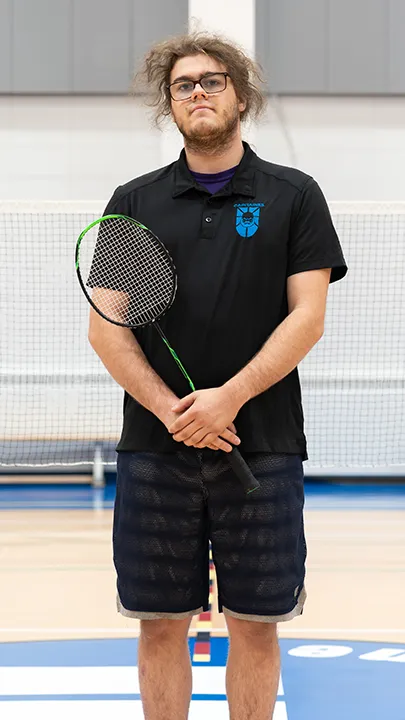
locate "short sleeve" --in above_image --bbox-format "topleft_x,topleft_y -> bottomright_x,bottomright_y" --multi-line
288,178 -> 348,283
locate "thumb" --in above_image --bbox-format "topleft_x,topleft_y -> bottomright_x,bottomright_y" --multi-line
171,393 -> 196,413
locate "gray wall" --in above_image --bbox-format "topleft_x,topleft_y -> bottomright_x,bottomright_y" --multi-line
256,0 -> 405,94
0,0 -> 188,93
2,0 -> 405,95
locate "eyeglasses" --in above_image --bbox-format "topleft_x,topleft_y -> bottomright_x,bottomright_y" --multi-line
167,72 -> 230,101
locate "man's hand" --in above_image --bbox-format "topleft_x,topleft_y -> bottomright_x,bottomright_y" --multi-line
168,387 -> 242,452
159,400 -> 239,452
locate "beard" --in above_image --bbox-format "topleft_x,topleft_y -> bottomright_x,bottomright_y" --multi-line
175,101 -> 241,155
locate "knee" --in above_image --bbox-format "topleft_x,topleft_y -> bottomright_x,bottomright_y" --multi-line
226,616 -> 278,650
140,617 -> 191,644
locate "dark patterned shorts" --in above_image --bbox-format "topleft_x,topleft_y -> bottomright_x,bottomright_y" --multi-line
113,449 -> 307,623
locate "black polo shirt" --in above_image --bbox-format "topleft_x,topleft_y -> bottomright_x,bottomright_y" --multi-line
103,142 -> 347,458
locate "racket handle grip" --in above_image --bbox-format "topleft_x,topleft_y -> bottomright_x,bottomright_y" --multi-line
227,448 -> 260,495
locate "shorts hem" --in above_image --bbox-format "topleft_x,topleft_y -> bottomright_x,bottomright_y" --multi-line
223,585 -> 307,624
116,595 -> 204,620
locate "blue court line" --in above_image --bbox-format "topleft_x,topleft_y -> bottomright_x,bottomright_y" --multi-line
0,482 -> 404,510
0,484 -> 115,510
0,694 -> 227,702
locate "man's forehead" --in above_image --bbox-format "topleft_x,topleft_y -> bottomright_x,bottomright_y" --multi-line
170,54 -> 226,81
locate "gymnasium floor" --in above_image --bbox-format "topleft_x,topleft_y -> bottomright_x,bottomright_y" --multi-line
1,480 -> 404,719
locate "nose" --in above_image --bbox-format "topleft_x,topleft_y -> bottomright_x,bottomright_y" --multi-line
191,82 -> 208,101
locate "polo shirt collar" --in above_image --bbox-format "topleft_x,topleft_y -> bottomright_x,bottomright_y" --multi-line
172,141 -> 256,198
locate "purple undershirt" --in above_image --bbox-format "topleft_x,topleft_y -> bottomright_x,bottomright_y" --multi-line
190,165 -> 238,194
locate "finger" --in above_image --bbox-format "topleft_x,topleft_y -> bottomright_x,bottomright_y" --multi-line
212,438 -> 233,453
219,428 -> 241,446
206,440 -> 225,451
169,413 -> 197,435
228,422 -> 237,434
200,433 -> 233,453
171,393 -> 196,414
172,421 -> 202,443
196,435 -> 232,452
168,410 -> 201,435
182,429 -> 210,447
193,433 -> 216,449
200,430 -> 241,449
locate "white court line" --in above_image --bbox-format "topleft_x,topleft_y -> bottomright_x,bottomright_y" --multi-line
305,518 -> 405,525
0,664 -> 284,699
2,530 -> 405,541
0,666 -> 284,697
5,565 -> 404,575
0,700 -> 290,720
0,504 -> 114,510
0,666 -> 282,696
0,566 -> 112,572
0,628 -> 404,636
306,533 -> 405,539
0,532 -> 109,540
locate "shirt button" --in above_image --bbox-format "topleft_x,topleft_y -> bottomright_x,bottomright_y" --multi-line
205,216 -> 212,223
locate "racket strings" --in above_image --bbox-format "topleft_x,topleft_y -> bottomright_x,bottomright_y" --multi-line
83,217 -> 175,326
105,221 -> 171,321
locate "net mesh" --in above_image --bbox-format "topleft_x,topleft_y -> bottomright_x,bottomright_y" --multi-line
0,201 -> 404,474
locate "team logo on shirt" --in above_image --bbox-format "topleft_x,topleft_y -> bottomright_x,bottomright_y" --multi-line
234,203 -> 264,238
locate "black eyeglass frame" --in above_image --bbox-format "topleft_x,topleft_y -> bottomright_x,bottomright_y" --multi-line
166,72 -> 230,101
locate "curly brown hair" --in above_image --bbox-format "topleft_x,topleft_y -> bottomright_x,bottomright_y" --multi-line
133,31 -> 266,127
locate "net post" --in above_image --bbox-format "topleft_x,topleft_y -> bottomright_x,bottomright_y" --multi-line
92,443 -> 105,488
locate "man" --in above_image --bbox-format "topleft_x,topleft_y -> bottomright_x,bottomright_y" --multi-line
89,31 -> 347,720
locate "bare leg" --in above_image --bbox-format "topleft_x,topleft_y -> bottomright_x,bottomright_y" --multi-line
138,617 -> 193,720
225,615 -> 280,720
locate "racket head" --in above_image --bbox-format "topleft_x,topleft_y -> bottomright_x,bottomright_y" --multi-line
75,214 -> 177,328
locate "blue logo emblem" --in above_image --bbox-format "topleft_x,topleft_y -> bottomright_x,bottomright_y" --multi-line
234,203 -> 264,238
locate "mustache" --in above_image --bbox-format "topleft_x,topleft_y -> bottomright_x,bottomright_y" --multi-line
189,104 -> 214,114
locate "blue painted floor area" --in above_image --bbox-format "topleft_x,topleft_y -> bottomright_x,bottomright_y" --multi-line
0,636 -> 404,719
0,480 -> 404,510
